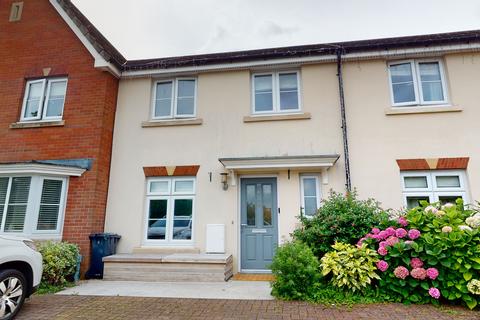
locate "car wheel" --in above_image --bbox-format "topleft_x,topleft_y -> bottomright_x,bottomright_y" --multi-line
0,269 -> 27,320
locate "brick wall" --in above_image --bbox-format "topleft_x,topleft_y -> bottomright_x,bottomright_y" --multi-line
0,0 -> 119,273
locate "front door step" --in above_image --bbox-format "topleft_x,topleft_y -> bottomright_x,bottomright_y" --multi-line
103,253 -> 233,282
232,273 -> 275,281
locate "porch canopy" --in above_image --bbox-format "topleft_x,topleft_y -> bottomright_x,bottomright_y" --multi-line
219,154 -> 340,184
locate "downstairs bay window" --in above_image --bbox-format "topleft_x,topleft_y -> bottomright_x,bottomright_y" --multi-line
0,175 -> 67,238
401,170 -> 468,209
145,177 -> 195,244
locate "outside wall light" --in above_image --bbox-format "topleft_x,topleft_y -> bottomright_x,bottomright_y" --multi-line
220,172 -> 229,190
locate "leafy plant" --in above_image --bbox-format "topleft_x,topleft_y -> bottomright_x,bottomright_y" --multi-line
38,241 -> 79,286
309,284 -> 387,305
270,241 -> 321,300
321,242 -> 380,292
293,191 -> 388,258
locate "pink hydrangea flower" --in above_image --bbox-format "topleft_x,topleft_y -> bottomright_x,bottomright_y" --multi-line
376,260 -> 389,272
385,236 -> 399,247
442,203 -> 454,209
377,246 -> 388,256
371,234 -> 381,240
371,227 -> 380,235
429,287 -> 441,299
426,268 -> 439,280
425,206 -> 438,214
378,231 -> 388,240
385,227 -> 396,237
379,241 -> 388,248
395,228 -> 407,238
398,216 -> 408,227
394,266 -> 409,279
411,268 -> 427,280
410,257 -> 424,269
408,229 -> 421,240
404,240 -> 414,246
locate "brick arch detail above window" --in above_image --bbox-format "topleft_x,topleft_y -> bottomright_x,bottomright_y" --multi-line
143,165 -> 200,177
396,157 -> 469,171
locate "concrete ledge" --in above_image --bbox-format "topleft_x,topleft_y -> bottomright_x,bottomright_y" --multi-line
142,118 -> 203,127
10,120 -> 65,129
243,112 -> 311,122
385,106 -> 462,115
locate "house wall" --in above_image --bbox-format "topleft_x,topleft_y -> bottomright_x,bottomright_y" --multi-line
0,0 -> 119,271
105,66 -> 347,270
343,53 -> 480,209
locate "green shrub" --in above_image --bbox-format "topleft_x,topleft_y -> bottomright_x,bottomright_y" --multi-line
270,241 -> 321,300
293,191 -> 388,258
321,242 -> 380,292
38,241 -> 79,286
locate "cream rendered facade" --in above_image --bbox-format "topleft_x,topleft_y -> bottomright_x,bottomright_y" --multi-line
105,47 -> 480,272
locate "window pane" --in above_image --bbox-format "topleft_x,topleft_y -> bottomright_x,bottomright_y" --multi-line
155,82 -> 172,117
406,196 -> 429,209
0,177 -> 8,230
390,63 -> 414,83
150,181 -> 169,194
45,81 -> 67,117
279,92 -> 299,110
173,199 -> 192,240
404,176 -> 428,189
174,180 -> 194,193
4,177 -> 31,233
177,80 -> 195,97
304,197 -> 318,216
419,62 -> 441,81
147,199 -> 168,240
254,75 -> 273,112
392,83 -> 416,104
421,81 -> 444,102
303,178 -> 317,196
438,195 -> 462,205
37,180 -> 63,231
176,97 -> 195,116
436,176 -> 460,188
24,82 -> 43,118
279,73 -> 298,90
246,184 -> 256,226
262,184 -> 272,226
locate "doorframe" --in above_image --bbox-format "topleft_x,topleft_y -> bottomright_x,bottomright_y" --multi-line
237,174 -> 279,273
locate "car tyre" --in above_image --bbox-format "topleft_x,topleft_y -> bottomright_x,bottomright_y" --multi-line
0,269 -> 27,320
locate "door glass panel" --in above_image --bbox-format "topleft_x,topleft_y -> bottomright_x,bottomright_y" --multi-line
172,199 -> 192,240
304,197 -> 318,216
303,178 -> 317,196
404,176 -> 428,188
147,199 -> 168,240
406,196 -> 429,209
246,184 -> 256,226
262,184 -> 272,226
436,176 -> 460,188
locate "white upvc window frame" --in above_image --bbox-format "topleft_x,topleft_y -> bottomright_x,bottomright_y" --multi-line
20,78 -> 68,122
387,59 -> 449,107
400,170 -> 468,208
0,174 -> 68,239
299,174 -> 321,218
151,78 -> 197,120
251,71 -> 302,115
144,177 -> 196,245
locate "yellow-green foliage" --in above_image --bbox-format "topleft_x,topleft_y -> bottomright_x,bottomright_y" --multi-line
38,241 -> 79,286
321,242 -> 380,292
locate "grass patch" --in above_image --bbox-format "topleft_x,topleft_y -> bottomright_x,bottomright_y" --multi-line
36,281 -> 76,295
307,284 -> 388,307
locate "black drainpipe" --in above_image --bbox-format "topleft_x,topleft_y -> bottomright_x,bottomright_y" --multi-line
336,49 -> 352,192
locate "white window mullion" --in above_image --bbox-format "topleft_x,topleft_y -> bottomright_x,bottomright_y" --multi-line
172,79 -> 179,117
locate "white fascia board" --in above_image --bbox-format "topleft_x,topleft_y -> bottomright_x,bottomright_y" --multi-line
0,163 -> 86,177
49,0 -> 120,77
121,42 -> 480,78
220,156 -> 339,171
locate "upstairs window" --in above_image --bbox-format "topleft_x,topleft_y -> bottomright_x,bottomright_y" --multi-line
152,79 -> 197,120
388,60 -> 448,107
401,170 -> 468,209
21,78 -> 68,121
252,71 -> 301,114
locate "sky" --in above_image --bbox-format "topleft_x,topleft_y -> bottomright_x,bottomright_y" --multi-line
71,0 -> 480,60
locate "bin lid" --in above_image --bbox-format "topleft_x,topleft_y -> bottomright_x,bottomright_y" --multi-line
89,233 -> 121,239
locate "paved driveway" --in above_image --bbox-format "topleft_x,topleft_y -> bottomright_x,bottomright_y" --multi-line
17,295 -> 478,320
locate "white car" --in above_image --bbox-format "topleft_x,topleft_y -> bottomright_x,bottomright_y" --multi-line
0,235 -> 43,320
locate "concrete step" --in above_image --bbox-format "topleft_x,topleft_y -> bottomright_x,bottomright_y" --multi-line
103,253 -> 233,282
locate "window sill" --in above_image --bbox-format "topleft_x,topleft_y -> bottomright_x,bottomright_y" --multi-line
243,112 -> 311,123
142,118 -> 203,127
10,120 -> 65,129
385,106 -> 462,116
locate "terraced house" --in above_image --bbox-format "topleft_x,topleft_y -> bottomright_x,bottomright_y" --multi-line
0,0 -> 124,271
3,0 -> 479,278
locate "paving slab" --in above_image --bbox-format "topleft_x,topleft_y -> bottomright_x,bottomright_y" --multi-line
57,279 -> 273,300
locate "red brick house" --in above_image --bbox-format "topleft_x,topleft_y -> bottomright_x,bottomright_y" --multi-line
0,0 -> 125,271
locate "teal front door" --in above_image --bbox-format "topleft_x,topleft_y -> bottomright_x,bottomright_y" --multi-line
240,178 -> 278,270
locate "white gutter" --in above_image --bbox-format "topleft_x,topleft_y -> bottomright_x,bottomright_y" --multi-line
121,42 -> 480,78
